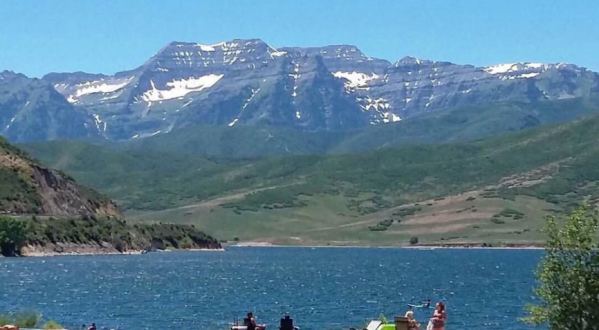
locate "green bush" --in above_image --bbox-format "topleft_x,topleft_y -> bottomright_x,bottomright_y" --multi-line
409,236 -> 419,245
44,320 -> 63,329
368,225 -> 388,231
13,311 -> 41,328
378,314 -> 388,324
0,216 -> 28,256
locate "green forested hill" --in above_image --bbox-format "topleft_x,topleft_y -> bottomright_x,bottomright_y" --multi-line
21,109 -> 599,245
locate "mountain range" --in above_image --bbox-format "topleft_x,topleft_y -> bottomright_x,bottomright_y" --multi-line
2,38 -> 598,142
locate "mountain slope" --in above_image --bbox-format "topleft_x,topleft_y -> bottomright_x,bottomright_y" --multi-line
0,71 -> 97,142
0,136 -> 117,216
30,38 -> 599,141
109,96 -> 599,159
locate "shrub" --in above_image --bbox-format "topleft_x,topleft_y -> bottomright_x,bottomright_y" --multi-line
13,311 -> 41,328
409,237 -> 419,245
44,320 -> 63,329
0,216 -> 28,256
379,314 -> 388,324
368,225 -> 388,231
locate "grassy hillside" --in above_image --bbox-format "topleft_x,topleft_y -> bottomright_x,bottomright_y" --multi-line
21,109 -> 599,245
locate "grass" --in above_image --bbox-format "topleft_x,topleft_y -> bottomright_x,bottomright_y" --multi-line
0,311 -> 42,327
0,311 -> 63,330
127,191 -> 557,246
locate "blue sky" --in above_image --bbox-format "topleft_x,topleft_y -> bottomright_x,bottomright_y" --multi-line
1,0 -> 597,77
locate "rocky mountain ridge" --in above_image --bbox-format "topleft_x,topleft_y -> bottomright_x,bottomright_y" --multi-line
2,38 -> 598,142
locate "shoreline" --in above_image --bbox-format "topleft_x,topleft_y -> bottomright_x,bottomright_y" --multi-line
231,242 -> 546,250
17,246 -> 225,258
5,243 -> 545,257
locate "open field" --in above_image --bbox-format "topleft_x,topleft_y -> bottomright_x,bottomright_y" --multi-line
127,189 -> 559,246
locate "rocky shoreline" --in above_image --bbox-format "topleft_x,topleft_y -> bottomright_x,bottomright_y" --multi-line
14,243 -> 224,257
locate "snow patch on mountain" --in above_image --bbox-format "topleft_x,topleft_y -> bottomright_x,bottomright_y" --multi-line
5,116 -> 16,131
92,114 -> 107,133
484,62 -> 551,75
66,77 -> 134,103
382,112 -> 401,123
196,43 -> 223,52
268,47 -> 287,58
291,62 -> 300,97
502,72 -> 541,80
141,74 -> 224,102
242,88 -> 261,109
485,63 -> 519,75
333,71 -> 379,90
359,97 -> 390,111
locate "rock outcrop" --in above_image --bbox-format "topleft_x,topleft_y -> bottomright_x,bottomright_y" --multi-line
0,136 -> 118,216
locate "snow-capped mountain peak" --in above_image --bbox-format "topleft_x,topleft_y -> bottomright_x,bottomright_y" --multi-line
20,38 -> 598,142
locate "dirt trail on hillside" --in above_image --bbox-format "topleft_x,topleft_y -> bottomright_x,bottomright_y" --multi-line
134,183 -> 302,217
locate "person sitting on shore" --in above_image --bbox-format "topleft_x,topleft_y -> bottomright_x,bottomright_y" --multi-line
244,312 -> 266,330
244,312 -> 257,330
405,311 -> 420,330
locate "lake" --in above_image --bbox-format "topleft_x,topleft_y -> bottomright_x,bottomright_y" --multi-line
0,247 -> 542,330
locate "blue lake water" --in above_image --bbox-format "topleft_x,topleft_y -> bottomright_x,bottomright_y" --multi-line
0,247 -> 542,330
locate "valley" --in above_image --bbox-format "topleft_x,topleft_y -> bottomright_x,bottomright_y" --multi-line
3,37 -> 599,247
20,104 -> 599,245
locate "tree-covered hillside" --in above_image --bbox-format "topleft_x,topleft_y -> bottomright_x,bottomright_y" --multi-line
21,109 -> 599,245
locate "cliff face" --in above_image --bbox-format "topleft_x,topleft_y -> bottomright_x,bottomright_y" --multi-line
0,136 -> 118,216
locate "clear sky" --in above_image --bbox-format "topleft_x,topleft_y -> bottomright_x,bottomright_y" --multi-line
1,0 -> 598,77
